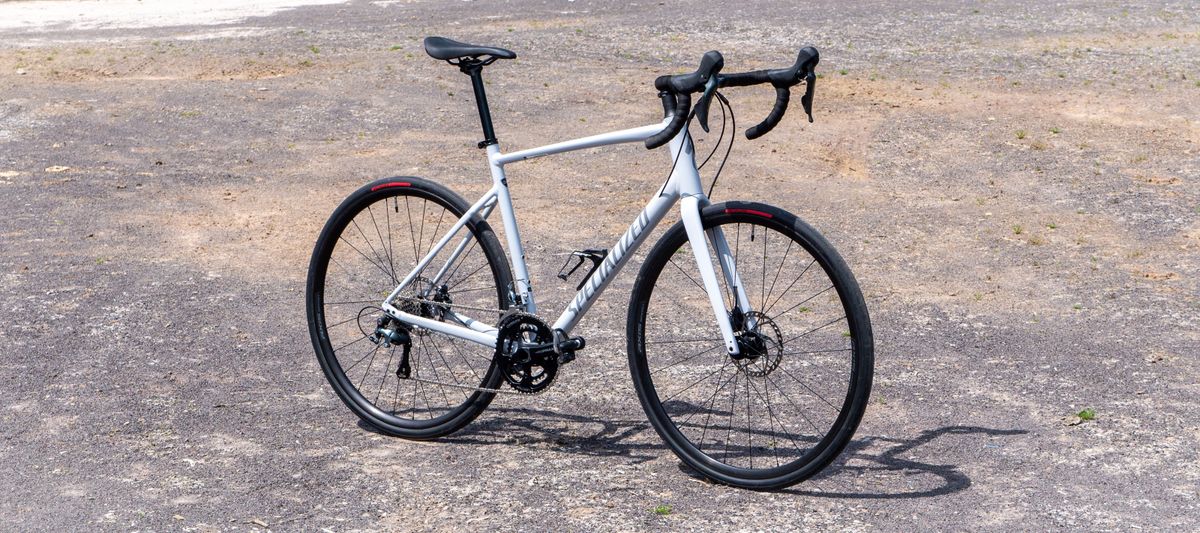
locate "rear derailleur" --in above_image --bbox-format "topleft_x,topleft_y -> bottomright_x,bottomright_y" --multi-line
371,315 -> 413,379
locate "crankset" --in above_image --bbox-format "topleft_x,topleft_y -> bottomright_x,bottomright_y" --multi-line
494,313 -> 559,394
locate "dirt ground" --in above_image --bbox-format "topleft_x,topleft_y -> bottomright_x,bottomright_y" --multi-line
1,0 -> 1197,531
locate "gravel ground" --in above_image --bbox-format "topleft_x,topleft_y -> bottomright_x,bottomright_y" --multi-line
1,0 -> 1198,531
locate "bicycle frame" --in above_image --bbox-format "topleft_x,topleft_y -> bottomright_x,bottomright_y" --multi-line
379,118 -> 750,356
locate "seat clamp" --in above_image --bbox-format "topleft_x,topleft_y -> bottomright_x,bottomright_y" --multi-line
478,139 -> 497,149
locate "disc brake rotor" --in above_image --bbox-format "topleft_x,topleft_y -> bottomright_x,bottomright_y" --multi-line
735,311 -> 783,377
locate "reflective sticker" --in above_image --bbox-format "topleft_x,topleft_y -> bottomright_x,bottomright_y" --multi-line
724,208 -> 773,218
371,182 -> 412,191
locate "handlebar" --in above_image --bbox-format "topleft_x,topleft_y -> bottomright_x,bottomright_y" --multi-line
645,51 -> 724,149
645,46 -> 819,149
719,47 -> 819,139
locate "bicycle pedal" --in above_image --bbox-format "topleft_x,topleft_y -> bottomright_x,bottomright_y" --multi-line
556,248 -> 608,290
552,332 -> 585,364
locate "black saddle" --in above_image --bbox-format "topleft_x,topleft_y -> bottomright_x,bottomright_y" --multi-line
423,36 -> 516,62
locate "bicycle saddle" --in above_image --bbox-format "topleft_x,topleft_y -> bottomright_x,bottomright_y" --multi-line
423,36 -> 516,62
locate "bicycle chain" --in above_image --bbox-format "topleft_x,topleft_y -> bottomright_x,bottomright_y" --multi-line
387,303 -> 556,396
389,294 -> 507,316
400,375 -> 527,395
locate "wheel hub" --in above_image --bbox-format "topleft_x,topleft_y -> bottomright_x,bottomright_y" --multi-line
732,311 -> 783,377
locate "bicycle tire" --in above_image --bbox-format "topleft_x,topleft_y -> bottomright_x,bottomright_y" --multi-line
627,200 -> 873,489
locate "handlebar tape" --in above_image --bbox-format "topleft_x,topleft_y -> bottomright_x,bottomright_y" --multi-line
745,86 -> 790,139
645,92 -> 691,149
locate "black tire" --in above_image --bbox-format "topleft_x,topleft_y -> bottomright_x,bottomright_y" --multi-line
627,201 -> 873,489
307,177 -> 513,439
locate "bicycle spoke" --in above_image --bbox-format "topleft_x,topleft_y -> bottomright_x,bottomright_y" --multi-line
650,343 -> 724,376
645,337 -> 723,345
365,202 -> 399,283
695,360 -> 736,453
760,225 -> 768,312
779,314 -> 846,345
350,217 -> 395,284
374,346 -> 397,404
764,258 -> 816,316
762,371 -> 824,433
337,235 -> 396,282
776,363 -> 842,414
722,370 -> 739,463
770,284 -> 836,322
405,196 -> 418,263
666,257 -> 706,294
765,239 -> 793,309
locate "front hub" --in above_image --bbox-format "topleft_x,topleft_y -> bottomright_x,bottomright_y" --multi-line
731,311 -> 783,377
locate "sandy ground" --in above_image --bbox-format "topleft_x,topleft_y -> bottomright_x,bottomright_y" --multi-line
1,0 -> 1198,531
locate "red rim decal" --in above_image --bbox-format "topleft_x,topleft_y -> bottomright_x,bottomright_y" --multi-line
724,208 -> 773,218
371,181 -> 412,191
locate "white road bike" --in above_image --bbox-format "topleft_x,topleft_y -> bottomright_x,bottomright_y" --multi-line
306,37 -> 873,489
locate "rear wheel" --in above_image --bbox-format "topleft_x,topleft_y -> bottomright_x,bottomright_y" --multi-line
627,201 -> 873,489
306,177 -> 513,439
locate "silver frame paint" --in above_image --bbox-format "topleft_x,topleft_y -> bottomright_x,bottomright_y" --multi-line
379,116 -> 747,354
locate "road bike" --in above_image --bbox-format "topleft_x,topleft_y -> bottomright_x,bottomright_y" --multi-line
306,36 -> 873,489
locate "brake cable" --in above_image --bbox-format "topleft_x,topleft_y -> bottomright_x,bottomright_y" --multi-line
704,91 -> 735,199
696,90 -> 727,171
659,90 -> 736,199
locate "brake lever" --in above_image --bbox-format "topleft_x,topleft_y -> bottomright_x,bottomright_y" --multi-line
695,76 -> 720,133
800,71 -> 816,123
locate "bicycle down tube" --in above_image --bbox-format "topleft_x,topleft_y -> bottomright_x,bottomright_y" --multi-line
379,117 -> 746,355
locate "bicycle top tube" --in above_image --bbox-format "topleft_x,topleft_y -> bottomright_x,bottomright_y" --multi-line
490,120 -> 670,166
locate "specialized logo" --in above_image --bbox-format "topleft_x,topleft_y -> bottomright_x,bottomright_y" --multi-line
566,209 -> 653,315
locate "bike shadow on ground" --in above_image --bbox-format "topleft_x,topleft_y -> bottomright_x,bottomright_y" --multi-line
776,425 -> 1027,499
361,408 -> 1026,499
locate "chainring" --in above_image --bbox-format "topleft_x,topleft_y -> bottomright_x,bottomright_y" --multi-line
494,312 -> 558,394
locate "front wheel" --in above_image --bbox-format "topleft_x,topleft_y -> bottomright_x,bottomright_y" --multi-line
627,201 -> 873,489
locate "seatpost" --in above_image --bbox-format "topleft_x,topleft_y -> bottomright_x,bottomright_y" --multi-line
458,61 -> 498,148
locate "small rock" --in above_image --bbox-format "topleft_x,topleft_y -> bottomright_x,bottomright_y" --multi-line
16,68 -> 26,75
45,166 -> 70,173
1062,415 -> 1082,426
173,514 -> 184,521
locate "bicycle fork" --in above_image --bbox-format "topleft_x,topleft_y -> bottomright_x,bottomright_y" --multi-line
669,134 -> 752,357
